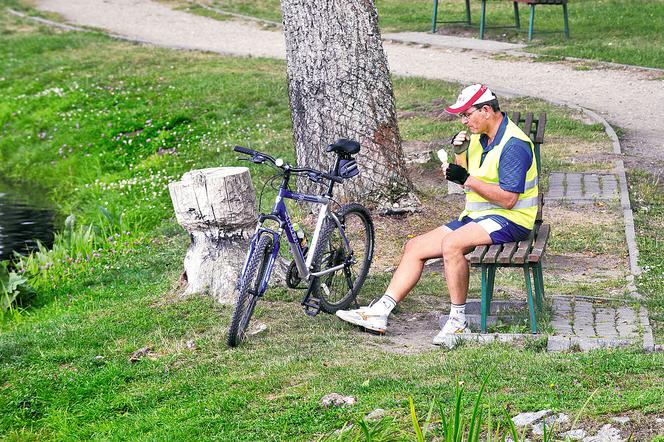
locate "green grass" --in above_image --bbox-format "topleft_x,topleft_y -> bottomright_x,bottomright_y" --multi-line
203,0 -> 664,69
629,170 -> 664,341
1,6 -> 663,440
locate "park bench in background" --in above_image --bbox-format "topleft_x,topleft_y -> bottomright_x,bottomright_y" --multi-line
510,0 -> 569,41
466,112 -> 550,334
432,0 -> 570,41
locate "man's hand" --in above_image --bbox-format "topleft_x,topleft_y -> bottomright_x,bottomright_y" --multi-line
450,131 -> 470,154
446,164 -> 469,185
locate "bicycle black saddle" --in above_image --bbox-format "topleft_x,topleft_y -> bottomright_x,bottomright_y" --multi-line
327,139 -> 360,155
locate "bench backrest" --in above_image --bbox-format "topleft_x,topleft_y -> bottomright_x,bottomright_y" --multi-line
510,111 -> 546,225
514,0 -> 567,4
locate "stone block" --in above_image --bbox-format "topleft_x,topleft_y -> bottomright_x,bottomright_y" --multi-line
511,409 -> 552,427
547,336 -> 571,352
584,174 -> 601,197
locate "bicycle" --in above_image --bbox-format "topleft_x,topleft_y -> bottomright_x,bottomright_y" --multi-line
227,139 -> 375,347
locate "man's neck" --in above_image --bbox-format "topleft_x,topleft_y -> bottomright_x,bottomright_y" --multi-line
484,112 -> 504,143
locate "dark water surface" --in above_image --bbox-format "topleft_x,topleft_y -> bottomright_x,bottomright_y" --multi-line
0,181 -> 55,261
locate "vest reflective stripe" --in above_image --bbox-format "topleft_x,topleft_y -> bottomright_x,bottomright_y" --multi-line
459,117 -> 539,229
465,196 -> 539,212
524,176 -> 538,191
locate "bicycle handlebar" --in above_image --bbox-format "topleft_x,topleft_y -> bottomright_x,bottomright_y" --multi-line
233,145 -> 258,157
234,145 -> 343,183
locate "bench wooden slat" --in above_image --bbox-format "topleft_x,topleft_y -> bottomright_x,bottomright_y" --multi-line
511,236 -> 534,264
497,242 -> 517,263
528,223 -> 550,263
535,113 -> 547,144
511,111 -> 521,126
536,193 -> 544,224
468,245 -> 488,264
515,0 -> 567,4
482,244 -> 502,264
524,112 -> 534,142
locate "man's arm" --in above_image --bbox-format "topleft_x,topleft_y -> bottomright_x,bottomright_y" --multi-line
463,177 -> 519,209
456,138 -> 532,209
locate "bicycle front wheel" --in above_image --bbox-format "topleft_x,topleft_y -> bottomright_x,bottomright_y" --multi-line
310,203 -> 374,313
227,234 -> 274,347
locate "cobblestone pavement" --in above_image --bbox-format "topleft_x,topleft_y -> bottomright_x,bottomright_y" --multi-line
547,296 -> 655,352
546,172 -> 619,202
431,297 -> 654,352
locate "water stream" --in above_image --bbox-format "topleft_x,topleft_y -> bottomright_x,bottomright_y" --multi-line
0,181 -> 55,262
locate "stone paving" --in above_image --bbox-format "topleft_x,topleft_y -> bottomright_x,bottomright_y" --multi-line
547,172 -> 619,202
547,296 -> 655,352
432,297 -> 655,352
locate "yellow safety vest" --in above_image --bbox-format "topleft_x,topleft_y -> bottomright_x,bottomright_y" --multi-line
459,117 -> 538,229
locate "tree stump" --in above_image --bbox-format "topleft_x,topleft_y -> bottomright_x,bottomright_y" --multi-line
168,167 -> 256,304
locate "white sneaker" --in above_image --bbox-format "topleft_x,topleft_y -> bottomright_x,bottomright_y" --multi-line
336,306 -> 388,334
432,316 -> 469,345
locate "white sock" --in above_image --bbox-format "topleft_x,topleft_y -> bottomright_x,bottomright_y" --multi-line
369,294 -> 397,316
450,303 -> 466,319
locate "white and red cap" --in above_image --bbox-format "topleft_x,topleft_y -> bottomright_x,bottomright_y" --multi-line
445,84 -> 496,114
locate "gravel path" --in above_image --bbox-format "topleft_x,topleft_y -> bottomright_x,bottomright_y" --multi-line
35,0 -> 664,174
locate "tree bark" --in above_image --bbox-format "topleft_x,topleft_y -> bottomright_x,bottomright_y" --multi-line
280,0 -> 417,207
168,167 -> 256,304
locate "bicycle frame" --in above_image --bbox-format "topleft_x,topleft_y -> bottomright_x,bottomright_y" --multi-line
237,181 -> 354,299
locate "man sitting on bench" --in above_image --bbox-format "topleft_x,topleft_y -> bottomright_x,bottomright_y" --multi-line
335,84 -> 539,344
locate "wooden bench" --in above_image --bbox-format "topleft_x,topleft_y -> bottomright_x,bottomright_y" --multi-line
511,0 -> 569,41
466,111 -> 550,334
431,0 -> 569,41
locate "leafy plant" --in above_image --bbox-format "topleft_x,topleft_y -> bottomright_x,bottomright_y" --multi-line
0,261 -> 35,317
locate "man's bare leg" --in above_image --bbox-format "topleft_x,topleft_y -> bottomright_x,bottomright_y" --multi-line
385,226 -> 451,303
335,226 -> 450,333
441,222 -> 492,304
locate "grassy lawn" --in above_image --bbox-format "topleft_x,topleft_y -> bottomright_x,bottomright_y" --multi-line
193,0 -> 664,69
1,6 -> 663,441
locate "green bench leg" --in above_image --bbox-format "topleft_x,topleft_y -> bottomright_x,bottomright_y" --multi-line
534,262 -> 545,310
513,1 -> 520,29
480,0 -> 487,40
480,265 -> 496,333
528,4 -> 536,41
563,3 -> 570,39
432,0 -> 471,33
465,0 -> 471,25
481,266 -> 488,332
523,264 -> 538,334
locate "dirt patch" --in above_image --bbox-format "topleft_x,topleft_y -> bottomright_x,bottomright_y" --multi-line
362,310 -> 443,355
621,131 -> 664,178
546,253 -> 625,283
571,412 -> 664,442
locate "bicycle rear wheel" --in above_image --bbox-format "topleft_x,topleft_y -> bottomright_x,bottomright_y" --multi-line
310,203 -> 374,313
227,234 -> 274,347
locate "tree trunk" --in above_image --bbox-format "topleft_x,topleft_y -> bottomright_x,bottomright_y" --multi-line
168,167 -> 257,304
280,0 -> 417,207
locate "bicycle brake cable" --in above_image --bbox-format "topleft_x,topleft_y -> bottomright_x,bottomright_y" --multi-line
258,174 -> 280,213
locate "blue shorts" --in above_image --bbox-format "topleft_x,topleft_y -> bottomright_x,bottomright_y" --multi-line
445,215 -> 531,244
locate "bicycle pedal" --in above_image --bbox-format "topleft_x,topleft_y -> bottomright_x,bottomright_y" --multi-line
302,297 -> 321,316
